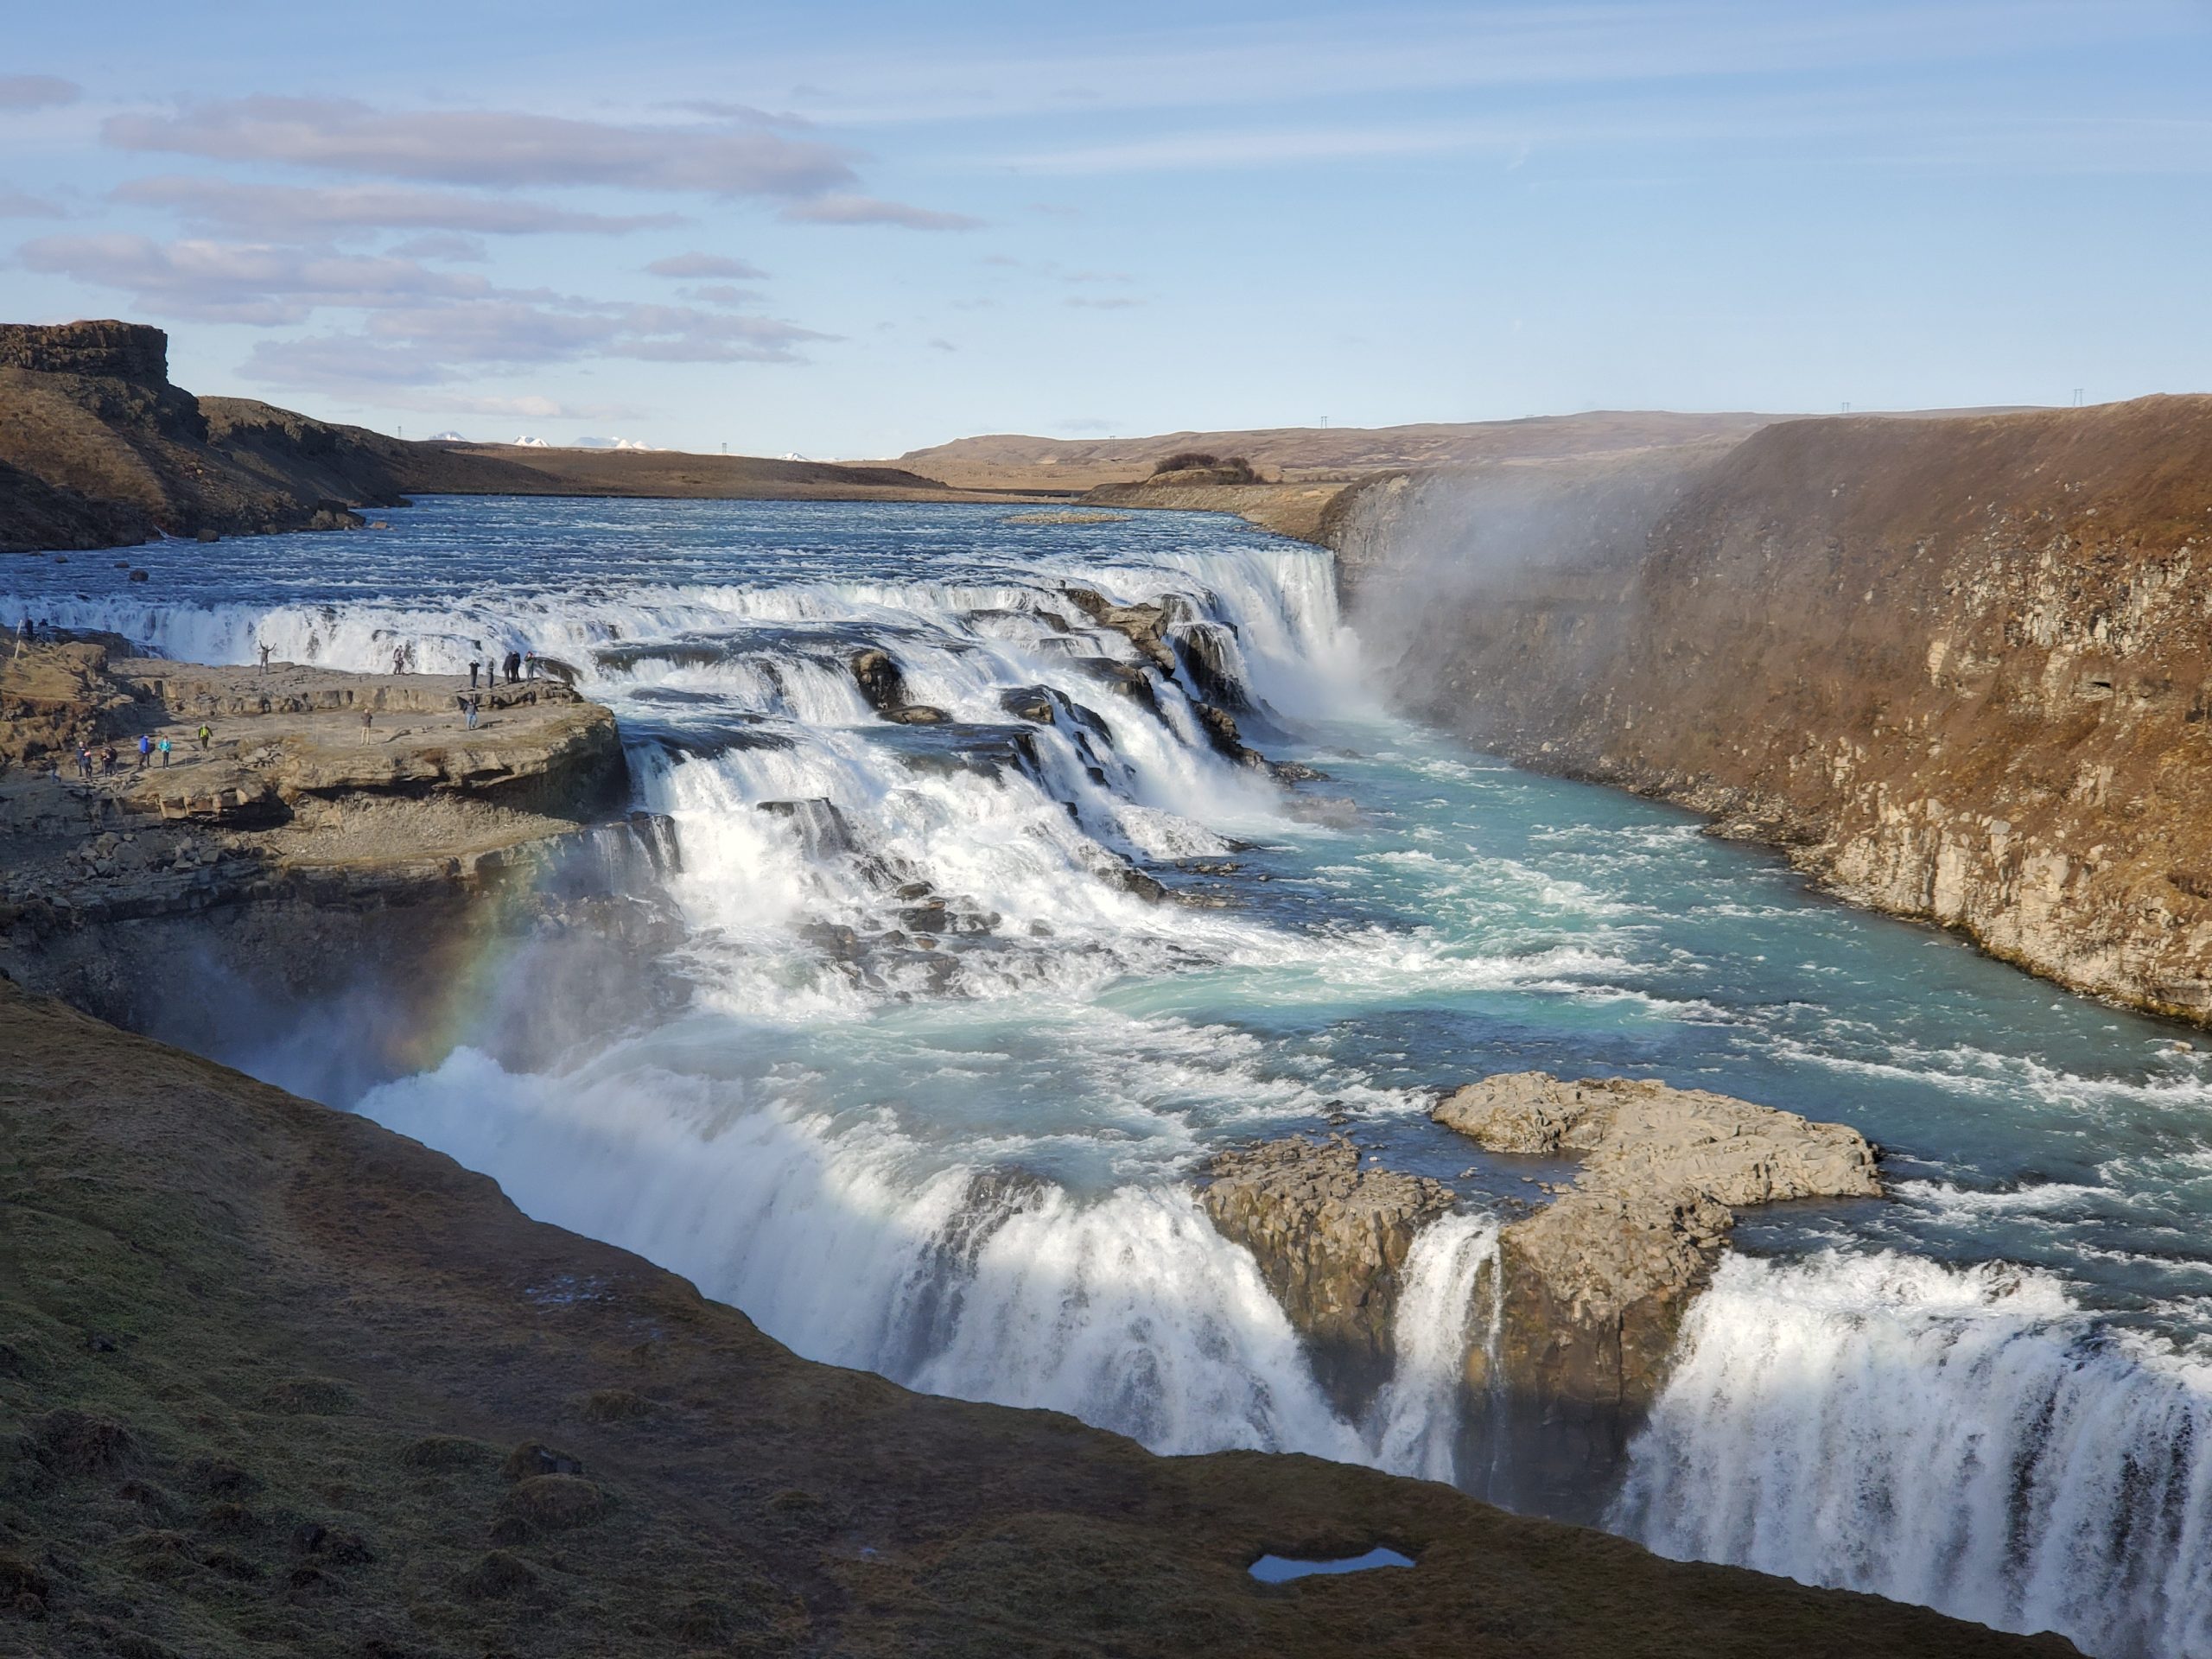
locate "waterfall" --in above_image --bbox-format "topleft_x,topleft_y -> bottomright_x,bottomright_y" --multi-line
1366,1211 -> 1501,1484
1614,1249 -> 2212,1659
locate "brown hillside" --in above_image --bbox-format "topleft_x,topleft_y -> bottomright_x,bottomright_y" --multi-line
893,411 -> 1783,492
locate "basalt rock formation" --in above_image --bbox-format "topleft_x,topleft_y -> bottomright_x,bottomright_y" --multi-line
1336,397 -> 2212,1025
1433,1074 -> 1880,1514
0,321 -> 400,550
1199,1135 -> 1455,1414
0,984 -> 2071,1658
0,643 -> 673,1080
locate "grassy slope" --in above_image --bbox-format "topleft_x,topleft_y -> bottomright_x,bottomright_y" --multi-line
0,981 -> 2074,1657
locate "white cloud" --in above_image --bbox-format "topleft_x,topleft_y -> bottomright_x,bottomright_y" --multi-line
105,96 -> 860,197
778,193 -> 982,231
0,75 -> 80,112
111,175 -> 683,237
16,232 -> 492,325
645,251 -> 768,279
0,188 -> 65,219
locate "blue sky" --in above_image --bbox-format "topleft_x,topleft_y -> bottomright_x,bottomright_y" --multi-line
3,1 -> 2208,456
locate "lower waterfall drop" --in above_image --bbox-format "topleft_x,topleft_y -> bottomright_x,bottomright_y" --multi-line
1613,1249 -> 2212,1659
1366,1211 -> 1502,1484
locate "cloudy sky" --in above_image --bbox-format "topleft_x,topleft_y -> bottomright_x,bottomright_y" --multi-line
3,1 -> 2208,456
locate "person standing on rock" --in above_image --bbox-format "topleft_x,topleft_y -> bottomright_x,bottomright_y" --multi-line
257,640 -> 272,675
505,650 -> 522,684
391,645 -> 407,676
359,710 -> 374,745
197,723 -> 212,752
469,658 -> 481,690
75,743 -> 92,781
100,743 -> 117,777
156,736 -> 172,769
465,695 -> 480,730
136,734 -> 151,771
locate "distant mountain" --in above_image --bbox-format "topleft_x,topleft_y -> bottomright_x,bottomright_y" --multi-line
510,435 -> 552,448
426,429 -> 466,442
570,435 -> 663,451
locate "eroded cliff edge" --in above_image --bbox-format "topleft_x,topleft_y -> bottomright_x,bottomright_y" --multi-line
1336,396 -> 2212,1024
0,640 -> 677,1078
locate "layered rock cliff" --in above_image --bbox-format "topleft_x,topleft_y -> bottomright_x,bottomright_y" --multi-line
0,641 -> 671,1079
1340,397 -> 2212,1023
0,321 -> 403,550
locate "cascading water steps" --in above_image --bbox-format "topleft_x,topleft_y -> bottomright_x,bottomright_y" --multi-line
13,495 -> 2212,1658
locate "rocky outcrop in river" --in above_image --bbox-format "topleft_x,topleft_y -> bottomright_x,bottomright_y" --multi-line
1332,397 -> 2212,1026
1433,1073 -> 1880,1511
1200,1135 -> 1453,1414
1197,1077 -> 1879,1517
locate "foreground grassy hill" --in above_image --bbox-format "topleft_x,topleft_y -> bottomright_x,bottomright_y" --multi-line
0,978 -> 2073,1657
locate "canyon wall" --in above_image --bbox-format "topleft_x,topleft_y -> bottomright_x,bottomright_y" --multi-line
1340,397 -> 2212,1024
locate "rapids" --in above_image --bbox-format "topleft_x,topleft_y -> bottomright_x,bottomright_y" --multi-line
12,495 -> 2212,1656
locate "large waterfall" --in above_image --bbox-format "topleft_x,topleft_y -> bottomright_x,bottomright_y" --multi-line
13,495 -> 2212,1657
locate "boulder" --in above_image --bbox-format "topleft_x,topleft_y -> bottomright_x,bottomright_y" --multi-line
849,648 -> 908,714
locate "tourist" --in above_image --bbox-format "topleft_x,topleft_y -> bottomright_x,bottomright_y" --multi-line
359,710 -> 374,744
100,744 -> 117,777
197,723 -> 212,751
136,734 -> 151,770
157,736 -> 172,768
465,695 -> 480,730
392,645 -> 407,676
469,658 -> 481,690
505,650 -> 522,684
75,744 -> 92,781
258,641 -> 272,675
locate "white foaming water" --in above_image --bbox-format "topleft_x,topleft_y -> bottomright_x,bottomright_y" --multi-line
1368,1212 -> 1500,1484
360,1036 -> 1369,1461
1616,1250 -> 2212,1658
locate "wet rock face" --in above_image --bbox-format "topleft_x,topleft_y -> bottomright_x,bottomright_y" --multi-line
849,648 -> 910,714
1434,1072 -> 1879,1514
1198,1135 -> 1453,1415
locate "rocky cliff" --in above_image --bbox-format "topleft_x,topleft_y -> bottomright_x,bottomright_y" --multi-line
0,982 -> 2070,1658
0,322 -> 400,550
1199,1136 -> 1453,1414
1340,397 -> 2212,1024
0,642 -> 671,1080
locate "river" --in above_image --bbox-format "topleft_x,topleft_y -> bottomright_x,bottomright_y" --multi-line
10,495 -> 2212,1656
